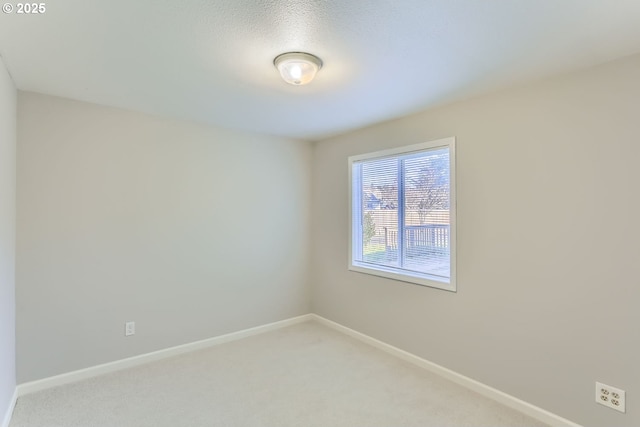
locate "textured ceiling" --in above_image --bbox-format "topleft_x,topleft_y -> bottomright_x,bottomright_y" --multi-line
1,0 -> 640,140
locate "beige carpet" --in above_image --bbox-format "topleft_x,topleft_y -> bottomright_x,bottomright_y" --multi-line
10,321 -> 548,427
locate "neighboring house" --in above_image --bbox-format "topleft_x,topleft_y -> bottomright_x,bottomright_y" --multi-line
365,193 -> 381,209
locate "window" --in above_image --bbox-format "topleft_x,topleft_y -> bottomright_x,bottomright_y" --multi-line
349,137 -> 456,291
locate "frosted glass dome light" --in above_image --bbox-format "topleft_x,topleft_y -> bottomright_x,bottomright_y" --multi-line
274,52 -> 323,85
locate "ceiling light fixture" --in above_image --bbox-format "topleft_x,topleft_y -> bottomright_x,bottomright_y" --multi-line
274,52 -> 323,86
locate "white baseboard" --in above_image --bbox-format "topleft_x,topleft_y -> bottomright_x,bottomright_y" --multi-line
17,314 -> 313,396
1,387 -> 17,427
15,312 -> 581,427
311,314 -> 582,427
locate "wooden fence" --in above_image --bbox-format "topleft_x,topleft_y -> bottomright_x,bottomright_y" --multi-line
384,224 -> 449,251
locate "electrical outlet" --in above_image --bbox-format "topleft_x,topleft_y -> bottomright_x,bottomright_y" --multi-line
125,321 -> 135,337
596,382 -> 625,413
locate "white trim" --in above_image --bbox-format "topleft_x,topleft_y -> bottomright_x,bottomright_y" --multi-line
448,137 -> 457,290
348,138 -> 455,163
1,388 -> 17,427
311,314 -> 582,427
17,314 -> 313,396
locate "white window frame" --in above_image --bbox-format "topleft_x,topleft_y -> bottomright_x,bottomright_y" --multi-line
348,137 -> 456,292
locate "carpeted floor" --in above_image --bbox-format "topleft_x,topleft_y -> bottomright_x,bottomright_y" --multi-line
10,321 -> 548,427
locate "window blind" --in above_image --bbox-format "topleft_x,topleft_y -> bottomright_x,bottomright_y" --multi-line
351,143 -> 452,287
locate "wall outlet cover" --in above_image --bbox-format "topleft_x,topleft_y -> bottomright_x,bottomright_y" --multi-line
125,321 -> 135,336
596,381 -> 625,413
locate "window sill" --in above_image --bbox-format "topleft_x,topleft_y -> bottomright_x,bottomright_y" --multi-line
348,262 -> 456,292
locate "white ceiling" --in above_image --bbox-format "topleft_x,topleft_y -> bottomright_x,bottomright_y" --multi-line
1,1 -> 640,140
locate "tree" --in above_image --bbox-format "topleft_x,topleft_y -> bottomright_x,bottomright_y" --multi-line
407,154 -> 449,224
363,212 -> 376,246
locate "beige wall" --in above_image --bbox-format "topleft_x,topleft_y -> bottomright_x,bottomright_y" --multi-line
311,53 -> 640,427
16,92 -> 312,383
0,56 -> 17,422
12,51 -> 640,426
